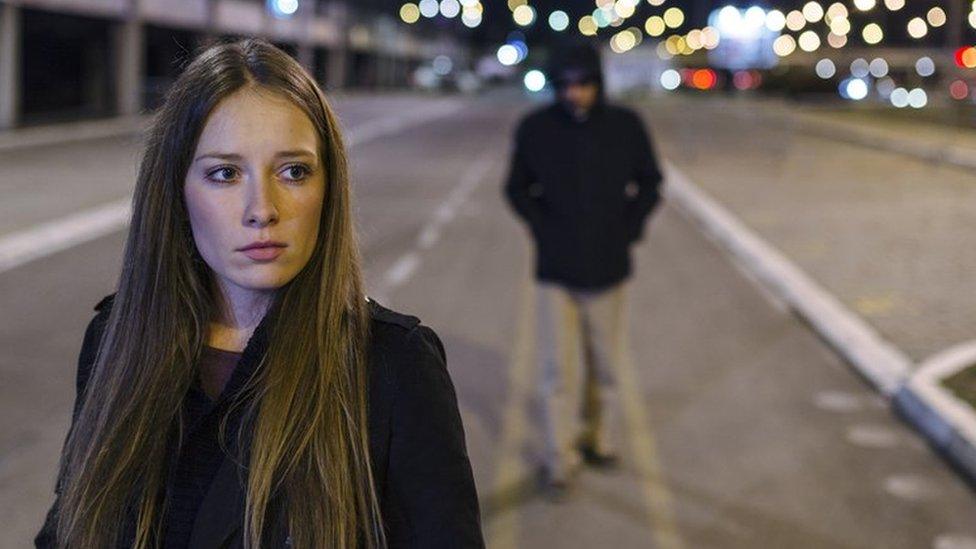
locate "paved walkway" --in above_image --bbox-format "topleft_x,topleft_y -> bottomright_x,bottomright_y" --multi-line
637,93 -> 976,364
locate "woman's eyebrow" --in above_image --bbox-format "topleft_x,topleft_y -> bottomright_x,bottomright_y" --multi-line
193,149 -> 317,162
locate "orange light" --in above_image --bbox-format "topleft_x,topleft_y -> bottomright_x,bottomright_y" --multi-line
692,68 -> 717,90
965,48 -> 976,69
955,46 -> 976,69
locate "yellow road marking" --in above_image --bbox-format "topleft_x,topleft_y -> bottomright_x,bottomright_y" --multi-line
616,291 -> 685,549
486,246 -> 535,549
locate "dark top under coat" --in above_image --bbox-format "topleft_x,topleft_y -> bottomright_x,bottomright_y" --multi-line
34,293 -> 485,548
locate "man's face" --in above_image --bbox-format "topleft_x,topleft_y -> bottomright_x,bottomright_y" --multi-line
559,80 -> 599,114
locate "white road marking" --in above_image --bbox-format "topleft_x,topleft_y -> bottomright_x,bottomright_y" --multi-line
375,150 -> 495,299
883,474 -> 939,502
934,534 -> 976,549
0,101 -> 466,276
383,252 -> 420,290
0,197 -> 132,273
845,424 -> 900,449
813,390 -> 864,413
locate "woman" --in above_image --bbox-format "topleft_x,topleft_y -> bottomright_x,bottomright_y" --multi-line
33,39 -> 483,548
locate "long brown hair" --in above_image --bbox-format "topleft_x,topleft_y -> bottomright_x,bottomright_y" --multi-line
54,38 -> 383,548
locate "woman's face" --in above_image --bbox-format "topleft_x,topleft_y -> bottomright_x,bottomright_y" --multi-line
184,87 -> 326,297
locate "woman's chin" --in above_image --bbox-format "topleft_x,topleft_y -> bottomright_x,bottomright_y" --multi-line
228,270 -> 296,292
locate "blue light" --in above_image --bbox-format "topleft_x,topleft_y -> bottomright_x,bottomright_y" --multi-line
269,0 -> 298,17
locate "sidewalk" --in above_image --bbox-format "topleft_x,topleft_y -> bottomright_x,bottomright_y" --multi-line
788,103 -> 976,171
633,92 -> 976,482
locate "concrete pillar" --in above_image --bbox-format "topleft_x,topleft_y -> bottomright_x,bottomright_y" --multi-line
113,17 -> 144,116
323,1 -> 348,91
325,45 -> 347,90
297,44 -> 314,75
382,54 -> 397,88
0,3 -> 21,130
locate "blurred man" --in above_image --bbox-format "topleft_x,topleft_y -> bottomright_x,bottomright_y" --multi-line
503,41 -> 663,496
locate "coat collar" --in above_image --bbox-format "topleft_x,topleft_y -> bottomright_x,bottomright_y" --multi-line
185,303 -> 275,549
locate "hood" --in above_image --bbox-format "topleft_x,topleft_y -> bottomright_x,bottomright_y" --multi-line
547,40 -> 606,104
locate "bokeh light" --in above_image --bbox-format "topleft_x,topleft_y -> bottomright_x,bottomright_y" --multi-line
908,88 -> 927,108
773,35 -> 797,57
907,17 -> 928,39
916,56 -> 936,77
524,70 -> 546,92
890,87 -> 909,107
400,3 -> 420,24
862,23 -> 883,45
799,31 -> 821,52
816,58 -> 836,79
419,0 -> 439,18
950,80 -> 970,100
786,10 -> 807,31
664,7 -> 685,28
869,58 -> 889,77
549,10 -> 569,31
765,10 -> 786,32
803,2 -> 824,23
513,4 -> 535,26
579,15 -> 598,36
843,78 -> 869,100
439,0 -> 460,18
496,44 -> 519,66
660,69 -> 681,90
645,15 -> 666,36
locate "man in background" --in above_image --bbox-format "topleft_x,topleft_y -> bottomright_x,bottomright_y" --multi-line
503,40 -> 664,497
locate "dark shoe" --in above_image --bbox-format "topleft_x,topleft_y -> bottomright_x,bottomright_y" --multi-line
536,465 -> 571,502
577,442 -> 620,469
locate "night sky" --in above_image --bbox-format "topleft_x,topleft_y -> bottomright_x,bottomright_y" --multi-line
392,0 -> 964,48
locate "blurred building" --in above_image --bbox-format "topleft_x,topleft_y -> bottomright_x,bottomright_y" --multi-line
0,0 -> 466,129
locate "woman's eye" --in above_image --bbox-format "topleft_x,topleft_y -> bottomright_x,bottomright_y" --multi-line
205,166 -> 237,183
281,164 -> 311,182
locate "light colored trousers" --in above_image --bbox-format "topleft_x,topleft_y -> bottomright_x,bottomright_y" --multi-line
535,280 -> 628,478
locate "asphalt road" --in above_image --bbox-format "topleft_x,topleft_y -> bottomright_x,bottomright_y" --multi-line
2,90 -> 975,548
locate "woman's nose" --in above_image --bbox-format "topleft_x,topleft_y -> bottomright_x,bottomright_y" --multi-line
244,178 -> 279,227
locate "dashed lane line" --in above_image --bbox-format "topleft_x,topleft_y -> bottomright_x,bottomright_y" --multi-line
0,101 -> 466,276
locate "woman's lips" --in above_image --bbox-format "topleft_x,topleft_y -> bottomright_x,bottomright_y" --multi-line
240,245 -> 285,261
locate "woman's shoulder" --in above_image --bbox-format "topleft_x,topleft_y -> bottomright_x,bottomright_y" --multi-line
364,296 -> 449,391
366,296 -> 445,358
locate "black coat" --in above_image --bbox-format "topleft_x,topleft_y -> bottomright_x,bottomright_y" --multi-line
503,101 -> 663,290
34,293 -> 485,548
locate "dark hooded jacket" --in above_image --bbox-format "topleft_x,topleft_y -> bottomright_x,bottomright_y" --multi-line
504,41 -> 663,290
34,293 -> 485,548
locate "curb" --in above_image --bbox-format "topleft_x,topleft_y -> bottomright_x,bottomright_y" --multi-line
663,162 -> 976,483
894,343 -> 976,484
773,108 -> 976,172
0,114 -> 153,153
664,163 -> 912,396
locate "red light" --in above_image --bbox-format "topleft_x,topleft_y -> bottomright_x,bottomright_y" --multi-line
955,46 -> 976,69
692,69 -> 717,90
950,79 -> 969,100
733,71 -> 753,90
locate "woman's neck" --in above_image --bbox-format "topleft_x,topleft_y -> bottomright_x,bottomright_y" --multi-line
208,280 -> 275,352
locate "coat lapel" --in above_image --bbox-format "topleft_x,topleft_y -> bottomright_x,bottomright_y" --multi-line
186,305 -> 275,549
186,449 -> 247,548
